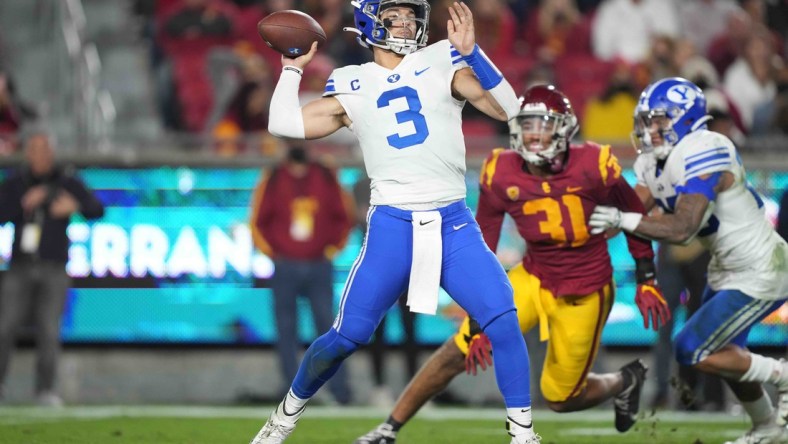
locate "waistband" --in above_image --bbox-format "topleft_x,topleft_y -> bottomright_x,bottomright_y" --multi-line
374,199 -> 468,221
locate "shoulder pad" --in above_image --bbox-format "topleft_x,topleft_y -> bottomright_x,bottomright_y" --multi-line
479,148 -> 507,189
678,131 -> 736,179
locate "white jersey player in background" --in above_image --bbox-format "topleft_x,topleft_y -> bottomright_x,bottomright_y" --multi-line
251,1 -> 539,443
589,77 -> 788,444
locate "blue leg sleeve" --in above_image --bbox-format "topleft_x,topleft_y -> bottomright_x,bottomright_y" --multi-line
484,310 -> 532,407
290,328 -> 360,399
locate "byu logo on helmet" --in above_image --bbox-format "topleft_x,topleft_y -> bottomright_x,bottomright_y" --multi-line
666,85 -> 697,108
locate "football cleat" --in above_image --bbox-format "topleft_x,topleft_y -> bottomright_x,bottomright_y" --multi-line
353,423 -> 397,444
614,359 -> 647,432
249,401 -> 305,444
507,416 -> 540,443
724,424 -> 788,444
509,432 -> 541,444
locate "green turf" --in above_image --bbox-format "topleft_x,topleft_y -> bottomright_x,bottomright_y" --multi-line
0,406 -> 754,444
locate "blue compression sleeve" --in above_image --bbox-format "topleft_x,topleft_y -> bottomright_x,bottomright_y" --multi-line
461,45 -> 503,90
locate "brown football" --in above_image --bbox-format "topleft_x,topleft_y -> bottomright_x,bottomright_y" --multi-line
257,10 -> 327,58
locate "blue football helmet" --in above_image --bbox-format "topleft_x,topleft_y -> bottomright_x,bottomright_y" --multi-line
631,77 -> 711,159
343,0 -> 430,55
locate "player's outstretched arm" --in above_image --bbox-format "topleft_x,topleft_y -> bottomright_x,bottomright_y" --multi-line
591,172 -> 734,243
268,42 -> 349,139
447,2 -> 519,121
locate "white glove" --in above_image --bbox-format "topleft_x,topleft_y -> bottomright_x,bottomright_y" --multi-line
589,205 -> 643,235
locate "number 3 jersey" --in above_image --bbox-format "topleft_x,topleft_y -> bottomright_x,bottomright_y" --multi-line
477,144 -> 654,297
323,40 -> 470,206
634,130 -> 788,300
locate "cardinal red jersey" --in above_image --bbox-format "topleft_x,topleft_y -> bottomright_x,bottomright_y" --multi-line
476,143 -> 652,297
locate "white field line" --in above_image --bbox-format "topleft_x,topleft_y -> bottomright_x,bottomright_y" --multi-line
0,406 -> 751,425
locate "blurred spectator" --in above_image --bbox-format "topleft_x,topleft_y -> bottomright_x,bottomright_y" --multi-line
591,0 -> 680,64
472,0 -> 517,64
680,55 -> 747,135
581,62 -> 638,142
678,0 -> 739,56
522,0 -> 591,62
213,54 -> 273,156
751,68 -> 788,135
0,128 -> 105,406
0,71 -> 37,155
302,0 -> 346,45
705,89 -> 746,145
163,0 -> 234,41
707,8 -> 753,76
723,26 -> 779,130
250,145 -> 355,405
765,0 -> 788,41
646,35 -> 682,81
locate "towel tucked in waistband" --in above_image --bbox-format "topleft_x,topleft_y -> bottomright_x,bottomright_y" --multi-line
407,210 -> 443,315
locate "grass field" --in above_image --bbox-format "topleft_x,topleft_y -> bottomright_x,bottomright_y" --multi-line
0,405 -> 755,444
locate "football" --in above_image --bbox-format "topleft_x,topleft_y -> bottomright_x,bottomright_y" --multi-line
257,10 -> 327,58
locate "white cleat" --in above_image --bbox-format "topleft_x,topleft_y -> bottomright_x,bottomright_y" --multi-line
509,432 -> 541,444
724,424 -> 788,444
249,401 -> 305,444
507,416 -> 540,444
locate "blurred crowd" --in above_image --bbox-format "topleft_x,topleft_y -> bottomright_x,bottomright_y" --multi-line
0,0 -> 786,156
126,0 -> 788,157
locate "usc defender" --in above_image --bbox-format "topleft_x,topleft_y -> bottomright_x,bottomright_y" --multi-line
355,85 -> 671,444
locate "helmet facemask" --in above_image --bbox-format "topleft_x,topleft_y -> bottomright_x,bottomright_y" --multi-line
510,108 -> 577,173
631,109 -> 678,160
345,0 -> 430,55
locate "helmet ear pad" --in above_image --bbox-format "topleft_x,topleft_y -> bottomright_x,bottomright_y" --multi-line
510,84 -> 578,169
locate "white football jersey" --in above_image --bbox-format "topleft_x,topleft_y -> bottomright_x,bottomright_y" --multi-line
323,40 -> 469,206
634,130 -> 788,300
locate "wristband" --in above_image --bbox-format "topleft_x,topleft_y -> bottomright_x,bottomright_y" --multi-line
635,258 -> 656,284
283,66 -> 303,76
619,212 -> 643,232
468,318 -> 483,336
461,45 -> 503,90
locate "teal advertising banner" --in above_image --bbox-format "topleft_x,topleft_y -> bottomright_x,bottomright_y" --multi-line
1,167 -> 786,346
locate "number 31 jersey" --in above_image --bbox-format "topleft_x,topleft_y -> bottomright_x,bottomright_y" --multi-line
323,40 -> 469,206
477,144 -> 651,297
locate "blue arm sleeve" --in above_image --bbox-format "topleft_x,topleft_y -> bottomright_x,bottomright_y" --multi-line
675,171 -> 722,202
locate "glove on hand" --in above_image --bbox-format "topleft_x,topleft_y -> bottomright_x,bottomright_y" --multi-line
465,333 -> 493,375
635,282 -> 671,330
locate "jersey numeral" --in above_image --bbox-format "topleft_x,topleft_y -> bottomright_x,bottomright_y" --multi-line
522,195 -> 590,247
376,86 -> 429,149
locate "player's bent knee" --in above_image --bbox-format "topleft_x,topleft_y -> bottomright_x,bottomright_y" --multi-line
318,328 -> 362,360
483,310 -> 520,344
546,399 -> 573,413
334,314 -> 381,345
